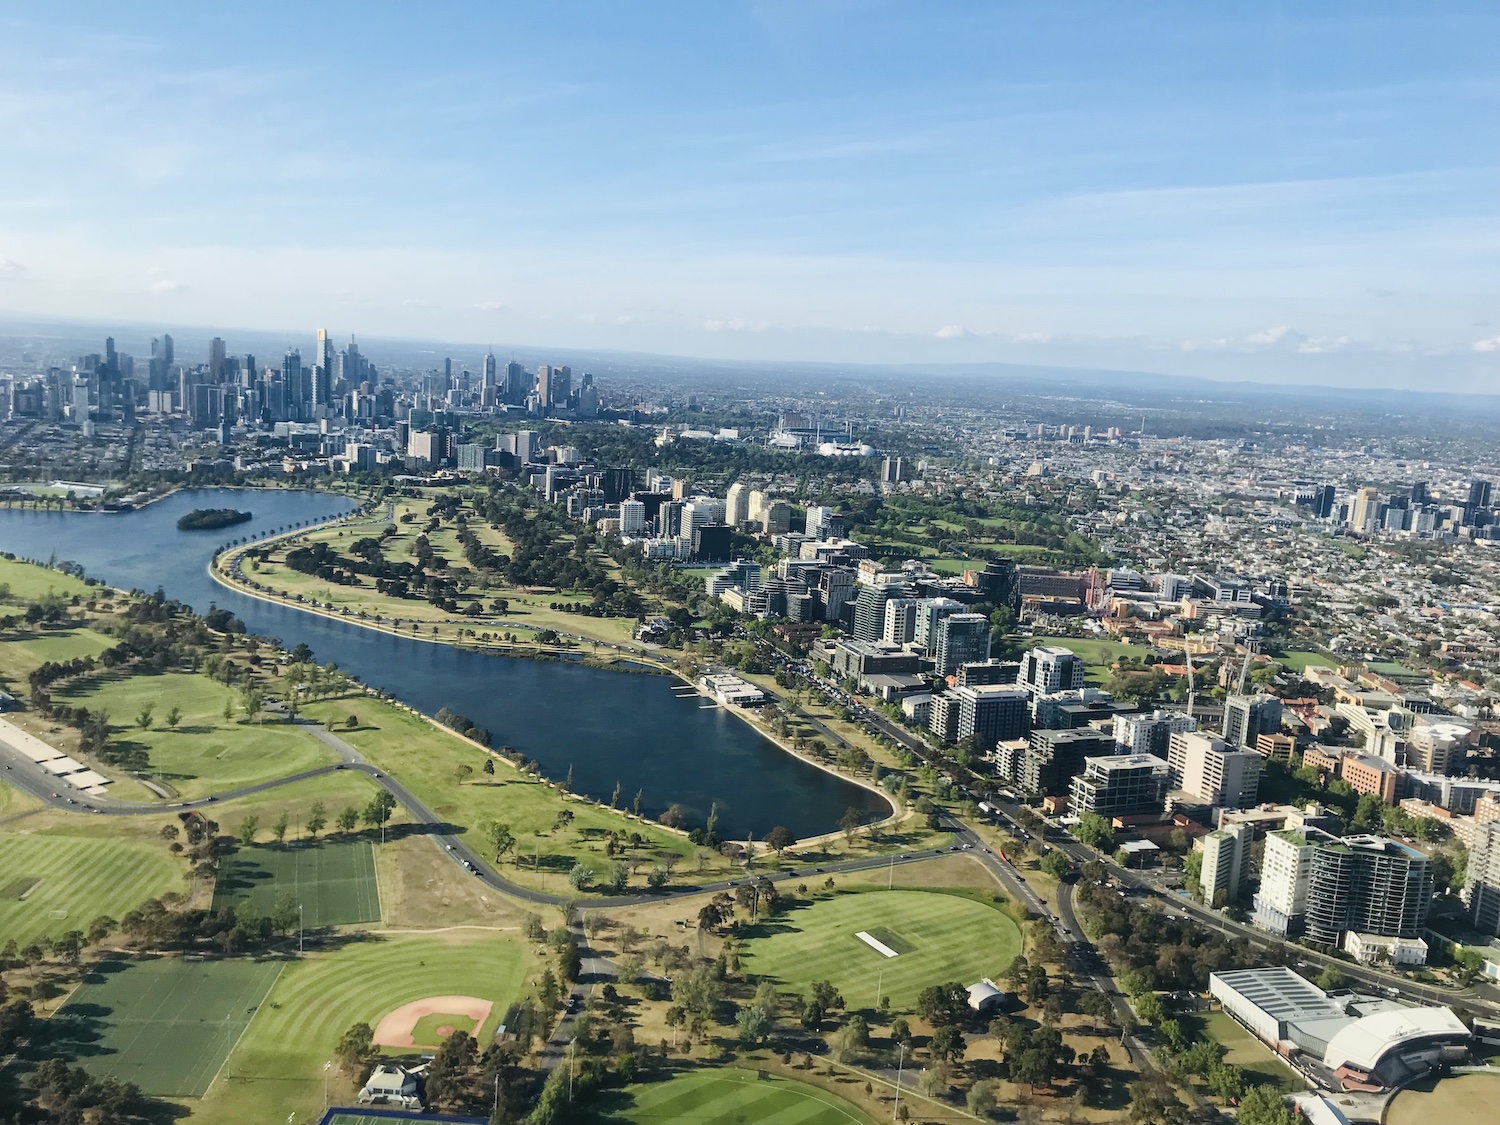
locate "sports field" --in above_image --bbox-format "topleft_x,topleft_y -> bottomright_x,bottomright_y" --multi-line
52,956 -> 284,1098
740,889 -> 1023,1010
1388,1073 -> 1500,1125
213,838 -> 380,927
598,1069 -> 876,1125
0,833 -> 182,945
1199,1010 -> 1302,1091
187,933 -> 530,1125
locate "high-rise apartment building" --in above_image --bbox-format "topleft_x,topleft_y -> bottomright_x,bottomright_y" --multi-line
1253,826 -> 1323,937
1303,834 -> 1434,952
1224,694 -> 1284,749
1464,821 -> 1500,937
932,613 -> 991,675
951,686 -> 1029,749
1201,823 -> 1253,907
1350,486 -> 1381,533
914,598 -> 965,654
1068,754 -> 1170,818
725,483 -> 751,527
1114,710 -> 1196,755
1167,731 -> 1262,809
1020,646 -> 1086,694
882,598 -> 923,646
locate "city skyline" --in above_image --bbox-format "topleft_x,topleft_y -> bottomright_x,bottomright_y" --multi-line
0,3 -> 1497,391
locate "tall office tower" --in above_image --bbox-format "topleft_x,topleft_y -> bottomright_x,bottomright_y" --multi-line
282,348 -> 304,413
481,352 -> 497,403
1465,821 -> 1500,936
881,597 -> 924,646
1167,731 -> 1262,809
1465,480 -> 1493,525
443,356 -> 452,382
242,355 -> 257,386
933,613 -> 992,675
1224,693 -> 1284,748
600,467 -> 635,504
1020,646 -> 1086,694
977,557 -> 1020,610
535,364 -> 553,408
161,333 -> 174,366
725,482 -> 751,527
1410,481 -> 1429,506
1200,823 -> 1253,907
1350,486 -> 1381,532
1304,835 -> 1435,948
504,361 -> 526,404
545,365 -> 572,406
1312,484 -> 1337,519
209,337 -> 227,380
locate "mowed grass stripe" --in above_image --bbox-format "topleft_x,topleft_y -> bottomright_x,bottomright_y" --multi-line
212,839 -> 380,927
617,1071 -> 875,1125
740,890 -> 1022,1010
0,835 -> 181,946
191,934 -> 532,1125
63,958 -> 284,1098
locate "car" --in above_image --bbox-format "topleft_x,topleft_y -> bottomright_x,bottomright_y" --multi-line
446,844 -> 455,851
207,795 -> 217,801
334,763 -> 347,769
51,792 -> 60,798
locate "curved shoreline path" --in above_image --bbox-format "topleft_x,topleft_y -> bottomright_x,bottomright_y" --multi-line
0,487 -> 886,842
0,717 -> 956,910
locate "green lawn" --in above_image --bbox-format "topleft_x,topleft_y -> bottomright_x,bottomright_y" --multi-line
0,625 -> 115,690
213,839 -> 381,927
191,933 -> 532,1125
740,889 -> 1023,1011
1029,635 -> 1149,669
1276,650 -> 1337,673
45,956 -> 285,1098
593,1068 -> 876,1125
297,696 -> 708,892
51,671 -> 338,799
0,556 -> 99,602
0,833 -> 183,945
1200,1010 -> 1304,1091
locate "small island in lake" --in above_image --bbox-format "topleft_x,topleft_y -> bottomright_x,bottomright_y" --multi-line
177,508 -> 253,531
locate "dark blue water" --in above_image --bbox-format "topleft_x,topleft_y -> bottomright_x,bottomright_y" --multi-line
0,487 -> 886,837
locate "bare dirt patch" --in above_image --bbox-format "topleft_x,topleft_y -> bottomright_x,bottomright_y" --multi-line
372,995 -> 494,1048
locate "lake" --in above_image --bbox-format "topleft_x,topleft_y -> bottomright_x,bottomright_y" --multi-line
0,487 -> 888,838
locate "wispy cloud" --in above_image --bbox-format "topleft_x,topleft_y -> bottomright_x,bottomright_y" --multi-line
149,278 -> 186,294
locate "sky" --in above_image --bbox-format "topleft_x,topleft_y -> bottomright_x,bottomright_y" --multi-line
0,1 -> 1497,391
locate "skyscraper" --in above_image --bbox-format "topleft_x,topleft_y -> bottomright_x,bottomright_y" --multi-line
208,337 -> 226,380
1304,834 -> 1434,948
1350,486 -> 1381,533
932,613 -> 992,675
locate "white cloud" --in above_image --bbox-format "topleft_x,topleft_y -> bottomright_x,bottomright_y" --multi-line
703,318 -> 769,332
402,298 -> 434,308
934,324 -> 969,339
149,278 -> 186,293
471,300 -> 509,312
1244,325 -> 1293,346
0,257 -> 25,274
1474,336 -> 1500,352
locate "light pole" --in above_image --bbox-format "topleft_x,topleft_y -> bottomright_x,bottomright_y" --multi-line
568,1037 -> 577,1101
323,1060 -> 331,1108
892,1042 -> 905,1120
298,902 -> 304,953
876,967 -> 884,1011
888,852 -> 895,889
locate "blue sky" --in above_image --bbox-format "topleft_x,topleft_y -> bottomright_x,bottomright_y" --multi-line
1,1 -> 1497,389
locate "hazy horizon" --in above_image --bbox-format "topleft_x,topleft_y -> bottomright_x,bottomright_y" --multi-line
2,3 -> 1497,392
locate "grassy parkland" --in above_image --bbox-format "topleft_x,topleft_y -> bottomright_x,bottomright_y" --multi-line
42,956 -> 286,1098
0,833 -> 183,946
739,887 -> 1024,1010
590,1068 -> 877,1125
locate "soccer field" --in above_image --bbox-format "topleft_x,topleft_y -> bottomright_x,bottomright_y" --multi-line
0,834 -> 182,946
213,838 -> 381,927
600,1069 -> 876,1125
1388,1073 -> 1500,1125
740,889 -> 1022,1010
52,956 -> 284,1098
